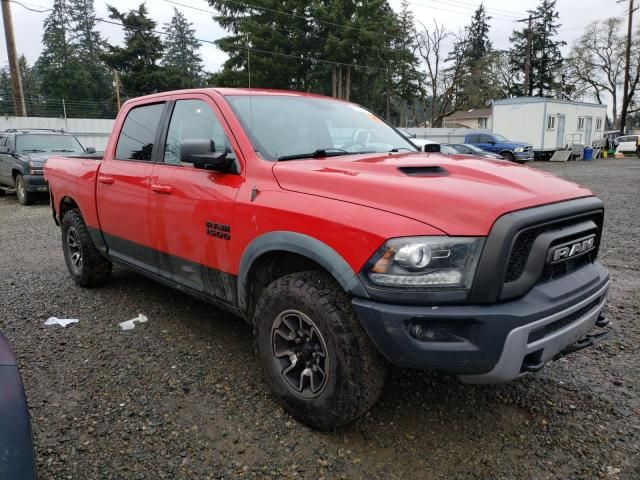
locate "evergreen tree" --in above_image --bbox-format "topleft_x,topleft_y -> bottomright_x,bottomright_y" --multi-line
0,68 -> 13,115
103,4 -> 166,97
18,56 -> 42,116
208,0 -> 403,119
509,0 -> 565,97
68,0 -> 112,115
449,4 -> 496,109
35,0 -> 81,108
162,8 -> 205,89
392,0 -> 422,125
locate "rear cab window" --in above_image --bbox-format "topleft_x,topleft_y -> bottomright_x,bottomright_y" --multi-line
115,103 -> 166,161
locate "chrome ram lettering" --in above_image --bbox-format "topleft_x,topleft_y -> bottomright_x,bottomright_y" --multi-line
551,235 -> 596,263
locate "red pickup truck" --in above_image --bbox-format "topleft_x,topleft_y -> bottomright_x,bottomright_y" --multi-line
45,89 -> 610,430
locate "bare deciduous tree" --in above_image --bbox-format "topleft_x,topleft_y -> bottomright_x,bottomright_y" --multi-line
417,23 -> 469,127
566,18 -> 624,125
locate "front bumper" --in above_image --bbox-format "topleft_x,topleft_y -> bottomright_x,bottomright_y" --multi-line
22,174 -> 48,193
352,262 -> 609,383
514,151 -> 534,161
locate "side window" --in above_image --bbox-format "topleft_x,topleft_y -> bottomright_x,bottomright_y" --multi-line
479,134 -> 494,143
467,135 -> 479,143
115,103 -> 165,161
546,115 -> 556,130
164,99 -> 233,166
0,135 -> 6,149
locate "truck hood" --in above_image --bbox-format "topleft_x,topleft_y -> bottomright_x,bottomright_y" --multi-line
272,152 -> 592,236
500,141 -> 530,149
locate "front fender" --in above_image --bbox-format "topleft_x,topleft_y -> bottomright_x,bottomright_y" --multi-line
237,231 -> 368,313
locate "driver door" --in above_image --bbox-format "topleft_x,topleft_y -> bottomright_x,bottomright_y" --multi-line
149,95 -> 243,305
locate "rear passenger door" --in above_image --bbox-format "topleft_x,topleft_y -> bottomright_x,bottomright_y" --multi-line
96,101 -> 168,272
148,95 -> 243,305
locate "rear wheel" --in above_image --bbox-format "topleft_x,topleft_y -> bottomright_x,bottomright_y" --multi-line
15,175 -> 34,205
254,270 -> 385,430
61,209 -> 112,287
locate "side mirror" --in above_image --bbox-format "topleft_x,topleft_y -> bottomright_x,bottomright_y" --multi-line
180,138 -> 235,172
487,140 -> 496,145
423,143 -> 441,153
85,147 -> 96,154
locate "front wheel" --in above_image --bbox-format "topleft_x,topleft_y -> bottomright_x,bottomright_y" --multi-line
254,270 -> 385,430
61,209 -> 112,287
15,175 -> 34,205
502,151 -> 516,163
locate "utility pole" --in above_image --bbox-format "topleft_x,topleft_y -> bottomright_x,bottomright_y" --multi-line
619,0 -> 635,135
517,14 -> 543,97
1,0 -> 26,116
113,70 -> 121,111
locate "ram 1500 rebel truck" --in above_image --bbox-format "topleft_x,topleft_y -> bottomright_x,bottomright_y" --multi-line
44,89 -> 610,430
465,132 -> 534,163
0,128 -> 95,205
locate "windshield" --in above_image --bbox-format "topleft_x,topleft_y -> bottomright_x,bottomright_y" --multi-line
457,144 -> 483,153
492,133 -> 509,142
16,134 -> 84,154
440,145 -> 459,154
226,95 -> 417,160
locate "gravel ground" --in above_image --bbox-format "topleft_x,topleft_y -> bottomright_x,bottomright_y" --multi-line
1,158 -> 639,479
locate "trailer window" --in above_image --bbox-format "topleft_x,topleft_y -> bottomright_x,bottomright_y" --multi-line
577,117 -> 585,130
546,115 -> 556,130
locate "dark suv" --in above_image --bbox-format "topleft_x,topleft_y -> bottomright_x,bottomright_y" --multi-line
0,129 -> 94,205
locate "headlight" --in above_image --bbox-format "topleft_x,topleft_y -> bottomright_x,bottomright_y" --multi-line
28,161 -> 44,174
366,236 -> 484,289
514,147 -> 524,153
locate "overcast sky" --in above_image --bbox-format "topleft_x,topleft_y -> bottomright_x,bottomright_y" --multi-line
0,0 -> 627,79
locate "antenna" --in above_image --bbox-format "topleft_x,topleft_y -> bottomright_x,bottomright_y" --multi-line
247,32 -> 258,202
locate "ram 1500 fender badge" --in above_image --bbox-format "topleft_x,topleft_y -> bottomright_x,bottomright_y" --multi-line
549,234 -> 596,263
206,221 -> 231,240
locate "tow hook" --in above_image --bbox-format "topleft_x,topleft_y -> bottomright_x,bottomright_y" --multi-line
553,317 -> 612,361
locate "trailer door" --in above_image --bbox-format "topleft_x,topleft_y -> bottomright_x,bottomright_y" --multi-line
584,117 -> 593,145
556,115 -> 565,148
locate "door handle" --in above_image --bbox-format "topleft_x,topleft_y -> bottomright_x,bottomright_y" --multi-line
151,184 -> 172,194
97,174 -> 114,184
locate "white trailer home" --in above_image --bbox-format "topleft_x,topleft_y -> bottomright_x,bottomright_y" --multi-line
492,97 -> 607,156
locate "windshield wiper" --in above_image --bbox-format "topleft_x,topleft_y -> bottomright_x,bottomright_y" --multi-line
278,148 -> 351,161
51,149 -> 77,152
20,149 -> 46,153
388,147 -> 415,152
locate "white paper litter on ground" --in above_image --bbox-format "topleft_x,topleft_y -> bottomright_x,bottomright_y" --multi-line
119,314 -> 148,331
45,317 -> 79,327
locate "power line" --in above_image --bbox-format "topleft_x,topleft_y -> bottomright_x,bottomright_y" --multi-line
8,0 -> 50,13
407,0 -> 523,21
165,0 -> 399,40
91,15 -> 390,73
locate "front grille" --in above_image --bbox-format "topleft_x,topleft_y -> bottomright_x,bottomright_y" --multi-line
541,252 -> 593,281
504,228 -> 542,282
527,297 -> 602,343
503,212 -> 603,286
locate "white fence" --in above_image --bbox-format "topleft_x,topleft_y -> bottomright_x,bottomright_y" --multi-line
0,116 -> 115,150
404,127 -> 492,144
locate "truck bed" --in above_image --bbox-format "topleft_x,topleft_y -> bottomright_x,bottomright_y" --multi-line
44,155 -> 103,229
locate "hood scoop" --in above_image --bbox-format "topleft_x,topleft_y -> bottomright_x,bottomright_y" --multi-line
398,166 -> 448,177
